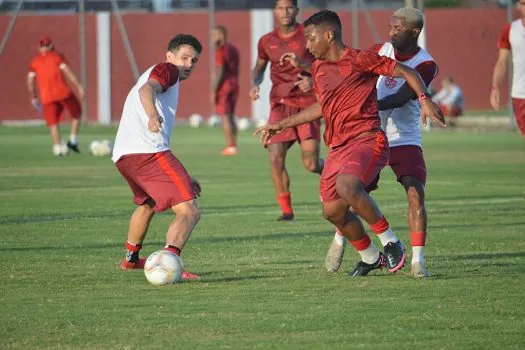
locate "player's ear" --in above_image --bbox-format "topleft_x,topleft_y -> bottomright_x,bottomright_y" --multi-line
327,30 -> 335,43
412,28 -> 421,38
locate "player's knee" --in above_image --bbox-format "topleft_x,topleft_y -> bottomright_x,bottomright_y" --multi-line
175,201 -> 201,223
269,153 -> 285,169
322,206 -> 344,225
302,157 -> 318,173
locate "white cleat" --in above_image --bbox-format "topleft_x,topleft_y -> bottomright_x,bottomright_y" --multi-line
411,261 -> 431,278
324,238 -> 346,272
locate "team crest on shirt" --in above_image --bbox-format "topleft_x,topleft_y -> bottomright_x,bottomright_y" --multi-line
384,77 -> 398,89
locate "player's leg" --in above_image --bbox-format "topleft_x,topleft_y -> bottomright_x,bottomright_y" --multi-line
123,199 -> 156,269
267,141 -> 295,220
335,132 -> 405,272
219,89 -> 239,155
298,119 -> 324,174
43,102 -> 65,156
512,98 -> 525,136
63,95 -> 82,153
324,176 -> 379,272
390,145 -> 430,277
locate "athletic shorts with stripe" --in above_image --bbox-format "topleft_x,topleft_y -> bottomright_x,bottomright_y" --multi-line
320,131 -> 389,203
116,150 -> 196,212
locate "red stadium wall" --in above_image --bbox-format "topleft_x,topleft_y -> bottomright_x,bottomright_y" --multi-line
0,8 -> 514,123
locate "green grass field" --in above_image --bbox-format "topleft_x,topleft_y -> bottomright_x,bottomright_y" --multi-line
1,126 -> 524,349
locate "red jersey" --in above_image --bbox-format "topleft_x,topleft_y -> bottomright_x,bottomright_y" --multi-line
29,51 -> 72,104
257,24 -> 316,108
215,42 -> 240,93
311,47 -> 397,148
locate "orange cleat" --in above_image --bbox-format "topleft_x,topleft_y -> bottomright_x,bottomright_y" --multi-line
120,258 -> 146,270
182,271 -> 200,280
221,146 -> 237,156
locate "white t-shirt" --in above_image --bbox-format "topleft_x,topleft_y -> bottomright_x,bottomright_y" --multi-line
432,84 -> 464,110
376,42 -> 438,148
112,63 -> 180,163
498,19 -> 525,98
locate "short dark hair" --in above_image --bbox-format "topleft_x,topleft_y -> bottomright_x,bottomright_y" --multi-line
275,0 -> 298,7
168,34 -> 202,54
304,10 -> 342,38
215,25 -> 227,39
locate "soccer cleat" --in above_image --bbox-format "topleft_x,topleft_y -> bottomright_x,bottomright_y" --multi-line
182,271 -> 200,280
411,262 -> 431,278
67,141 -> 80,153
384,240 -> 406,273
325,238 -> 346,272
277,213 -> 294,221
221,146 -> 237,156
120,257 -> 146,270
348,253 -> 386,277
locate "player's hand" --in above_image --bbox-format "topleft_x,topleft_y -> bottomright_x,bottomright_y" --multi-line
253,122 -> 284,145
280,52 -> 300,68
148,114 -> 163,133
249,85 -> 260,101
31,97 -> 41,112
490,87 -> 500,110
294,74 -> 313,93
420,98 -> 446,127
191,177 -> 202,197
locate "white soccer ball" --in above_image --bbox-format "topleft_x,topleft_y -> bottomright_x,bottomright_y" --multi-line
89,139 -> 113,156
189,113 -> 204,128
60,142 -> 70,156
144,250 -> 184,286
237,117 -> 252,131
207,114 -> 222,128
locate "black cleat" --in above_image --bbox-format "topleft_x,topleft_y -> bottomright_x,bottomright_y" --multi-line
277,213 -> 294,221
384,240 -> 406,273
348,253 -> 386,277
67,141 -> 80,153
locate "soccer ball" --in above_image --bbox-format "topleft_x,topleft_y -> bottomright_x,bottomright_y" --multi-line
144,250 -> 184,286
237,117 -> 252,131
89,139 -> 112,156
188,113 -> 204,128
207,114 -> 222,128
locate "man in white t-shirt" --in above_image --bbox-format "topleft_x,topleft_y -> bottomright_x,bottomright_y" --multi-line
324,7 -> 439,278
491,0 -> 525,136
112,34 -> 203,280
432,76 -> 464,118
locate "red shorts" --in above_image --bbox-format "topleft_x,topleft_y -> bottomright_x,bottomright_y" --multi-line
43,94 -> 81,126
320,131 -> 389,203
215,87 -> 239,115
116,150 -> 196,212
267,103 -> 321,145
512,98 -> 525,136
367,145 -> 427,192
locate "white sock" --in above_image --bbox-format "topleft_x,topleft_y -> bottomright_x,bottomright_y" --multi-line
52,144 -> 62,156
376,227 -> 398,247
412,246 -> 425,264
334,231 -> 346,246
359,244 -> 380,264
69,134 -> 77,144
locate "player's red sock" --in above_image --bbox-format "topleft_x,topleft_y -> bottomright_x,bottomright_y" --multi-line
370,216 -> 398,246
164,245 -> 181,256
277,192 -> 293,215
125,241 -> 142,262
410,231 -> 426,247
348,235 -> 380,264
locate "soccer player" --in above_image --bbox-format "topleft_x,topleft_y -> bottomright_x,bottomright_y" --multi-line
27,36 -> 84,156
211,26 -> 241,156
250,0 -> 324,221
324,7 -> 438,278
490,0 -> 525,136
255,10 -> 446,276
112,34 -> 203,280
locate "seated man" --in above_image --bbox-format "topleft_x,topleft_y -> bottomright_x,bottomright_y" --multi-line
432,76 -> 464,117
